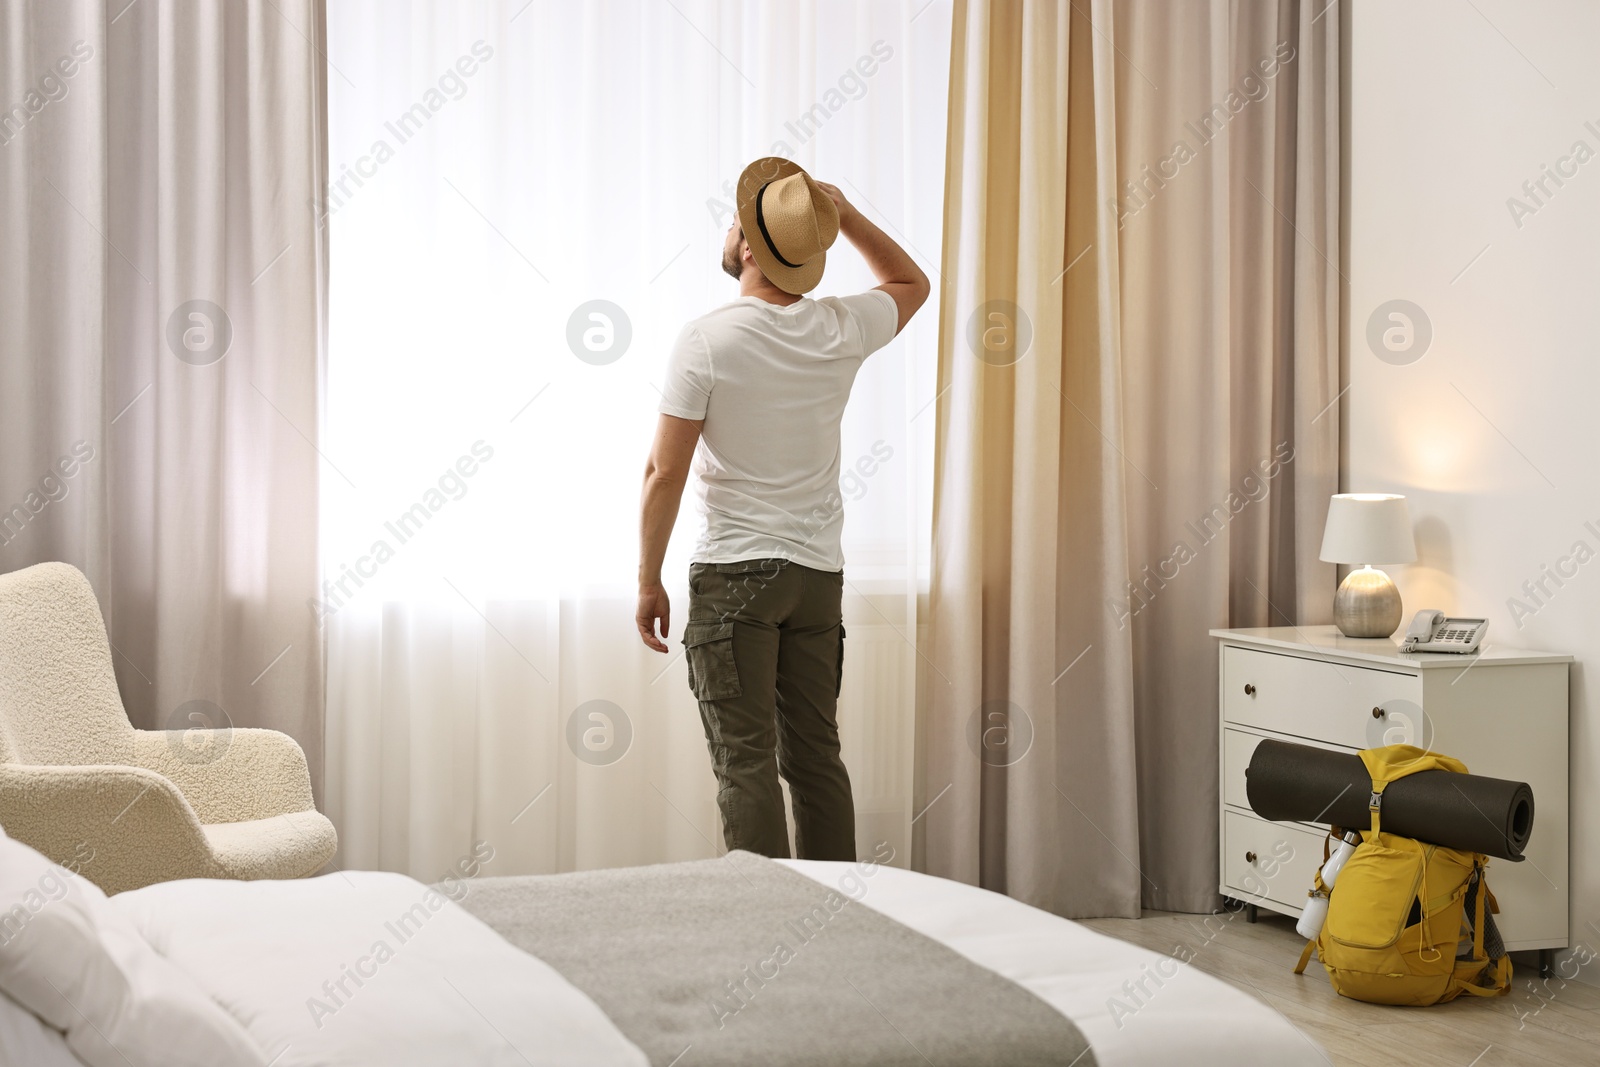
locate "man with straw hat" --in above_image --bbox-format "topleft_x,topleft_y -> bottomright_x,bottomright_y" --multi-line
636,157 -> 929,860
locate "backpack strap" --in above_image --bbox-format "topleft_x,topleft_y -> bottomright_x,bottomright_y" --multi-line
1451,863 -> 1512,998
1294,938 -> 1316,975
1416,844 -> 1441,964
1368,780 -> 1387,835
1472,863 -> 1487,959
1451,956 -> 1512,997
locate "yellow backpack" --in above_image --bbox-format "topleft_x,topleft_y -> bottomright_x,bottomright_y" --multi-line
1294,745 -> 1512,1005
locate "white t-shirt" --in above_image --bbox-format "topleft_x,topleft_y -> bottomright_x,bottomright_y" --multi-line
658,290 -> 900,572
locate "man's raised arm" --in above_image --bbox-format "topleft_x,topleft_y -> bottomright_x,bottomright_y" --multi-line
815,181 -> 930,335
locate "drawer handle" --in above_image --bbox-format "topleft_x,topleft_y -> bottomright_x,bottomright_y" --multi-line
1243,684 -> 1256,697
1372,706 -> 1385,719
1244,850 -> 1258,864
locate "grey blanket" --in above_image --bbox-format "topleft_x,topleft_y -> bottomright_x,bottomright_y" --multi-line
457,851 -> 1096,1067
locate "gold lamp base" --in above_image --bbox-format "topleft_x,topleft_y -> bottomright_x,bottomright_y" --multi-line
1333,566 -> 1403,638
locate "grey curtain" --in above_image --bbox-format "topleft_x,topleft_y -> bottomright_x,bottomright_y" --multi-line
0,0 -> 328,797
918,0 -> 1339,916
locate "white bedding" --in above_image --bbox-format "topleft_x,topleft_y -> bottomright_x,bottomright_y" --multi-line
0,988 -> 81,1067
8,861 -> 1325,1067
109,872 -> 648,1067
782,860 -> 1327,1067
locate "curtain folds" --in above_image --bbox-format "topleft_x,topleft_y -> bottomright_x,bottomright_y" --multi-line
919,0 -> 1339,916
0,1 -> 328,796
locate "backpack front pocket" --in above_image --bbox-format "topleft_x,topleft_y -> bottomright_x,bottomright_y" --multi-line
1327,841 -> 1424,950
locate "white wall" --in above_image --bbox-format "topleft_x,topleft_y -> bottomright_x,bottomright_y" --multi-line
1347,0 -> 1600,979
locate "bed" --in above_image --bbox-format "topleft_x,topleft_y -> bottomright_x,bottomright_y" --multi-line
0,832 -> 1325,1067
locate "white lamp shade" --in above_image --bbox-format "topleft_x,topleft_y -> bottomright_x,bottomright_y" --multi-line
1318,493 -> 1417,565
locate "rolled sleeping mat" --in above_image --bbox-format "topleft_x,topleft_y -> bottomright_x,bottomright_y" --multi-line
1245,739 -> 1534,862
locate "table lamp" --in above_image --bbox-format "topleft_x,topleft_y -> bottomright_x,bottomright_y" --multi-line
1318,493 -> 1417,638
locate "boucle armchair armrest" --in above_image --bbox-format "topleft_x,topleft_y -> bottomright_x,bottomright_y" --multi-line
0,762 -> 221,894
132,727 -> 317,824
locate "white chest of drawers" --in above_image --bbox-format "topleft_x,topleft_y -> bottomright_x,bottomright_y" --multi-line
1211,626 -> 1570,954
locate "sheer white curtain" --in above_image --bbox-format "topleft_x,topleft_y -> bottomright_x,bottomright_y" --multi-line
322,0 -> 949,881
0,0 -> 327,794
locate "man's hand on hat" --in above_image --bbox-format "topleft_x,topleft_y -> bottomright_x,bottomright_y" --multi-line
812,175 -> 929,329
814,181 -> 857,225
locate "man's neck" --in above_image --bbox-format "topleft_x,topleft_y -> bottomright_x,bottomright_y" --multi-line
740,273 -> 804,307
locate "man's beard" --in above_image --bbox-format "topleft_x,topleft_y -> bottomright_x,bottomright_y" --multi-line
721,243 -> 742,281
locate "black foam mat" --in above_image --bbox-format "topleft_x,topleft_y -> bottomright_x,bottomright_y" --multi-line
1245,739 -> 1534,861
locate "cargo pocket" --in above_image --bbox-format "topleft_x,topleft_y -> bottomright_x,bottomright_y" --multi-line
834,624 -> 847,698
684,621 -> 741,701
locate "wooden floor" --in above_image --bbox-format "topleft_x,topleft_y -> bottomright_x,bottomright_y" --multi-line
1081,910 -> 1600,1066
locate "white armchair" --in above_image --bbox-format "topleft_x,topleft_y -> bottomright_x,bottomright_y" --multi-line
0,562 -> 336,894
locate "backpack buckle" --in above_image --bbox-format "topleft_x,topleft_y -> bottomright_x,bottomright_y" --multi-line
1368,791 -> 1383,812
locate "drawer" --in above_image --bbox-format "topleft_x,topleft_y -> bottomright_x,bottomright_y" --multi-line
1221,727 -> 1358,818
1221,728 -> 1260,810
1222,645 -> 1420,750
1221,810 -> 1329,914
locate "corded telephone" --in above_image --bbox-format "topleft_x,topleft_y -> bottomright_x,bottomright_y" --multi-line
1400,609 -> 1488,654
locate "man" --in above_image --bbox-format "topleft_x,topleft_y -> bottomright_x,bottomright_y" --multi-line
635,158 -> 929,860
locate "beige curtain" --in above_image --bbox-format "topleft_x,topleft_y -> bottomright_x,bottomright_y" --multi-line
919,0 -> 1338,916
0,1 -> 328,797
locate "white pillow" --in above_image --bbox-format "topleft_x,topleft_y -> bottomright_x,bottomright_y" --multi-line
0,825 -> 266,1067
0,987 -> 83,1067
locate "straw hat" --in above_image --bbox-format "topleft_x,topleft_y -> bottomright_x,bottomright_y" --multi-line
735,157 -> 839,295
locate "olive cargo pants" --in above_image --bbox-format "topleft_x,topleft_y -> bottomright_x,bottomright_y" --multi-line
683,559 -> 856,861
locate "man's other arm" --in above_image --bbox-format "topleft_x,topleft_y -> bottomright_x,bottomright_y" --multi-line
637,413 -> 703,652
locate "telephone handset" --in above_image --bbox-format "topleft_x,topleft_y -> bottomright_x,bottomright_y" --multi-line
1400,609 -> 1488,654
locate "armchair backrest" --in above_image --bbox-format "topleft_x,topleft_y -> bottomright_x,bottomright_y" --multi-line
0,562 -> 135,765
